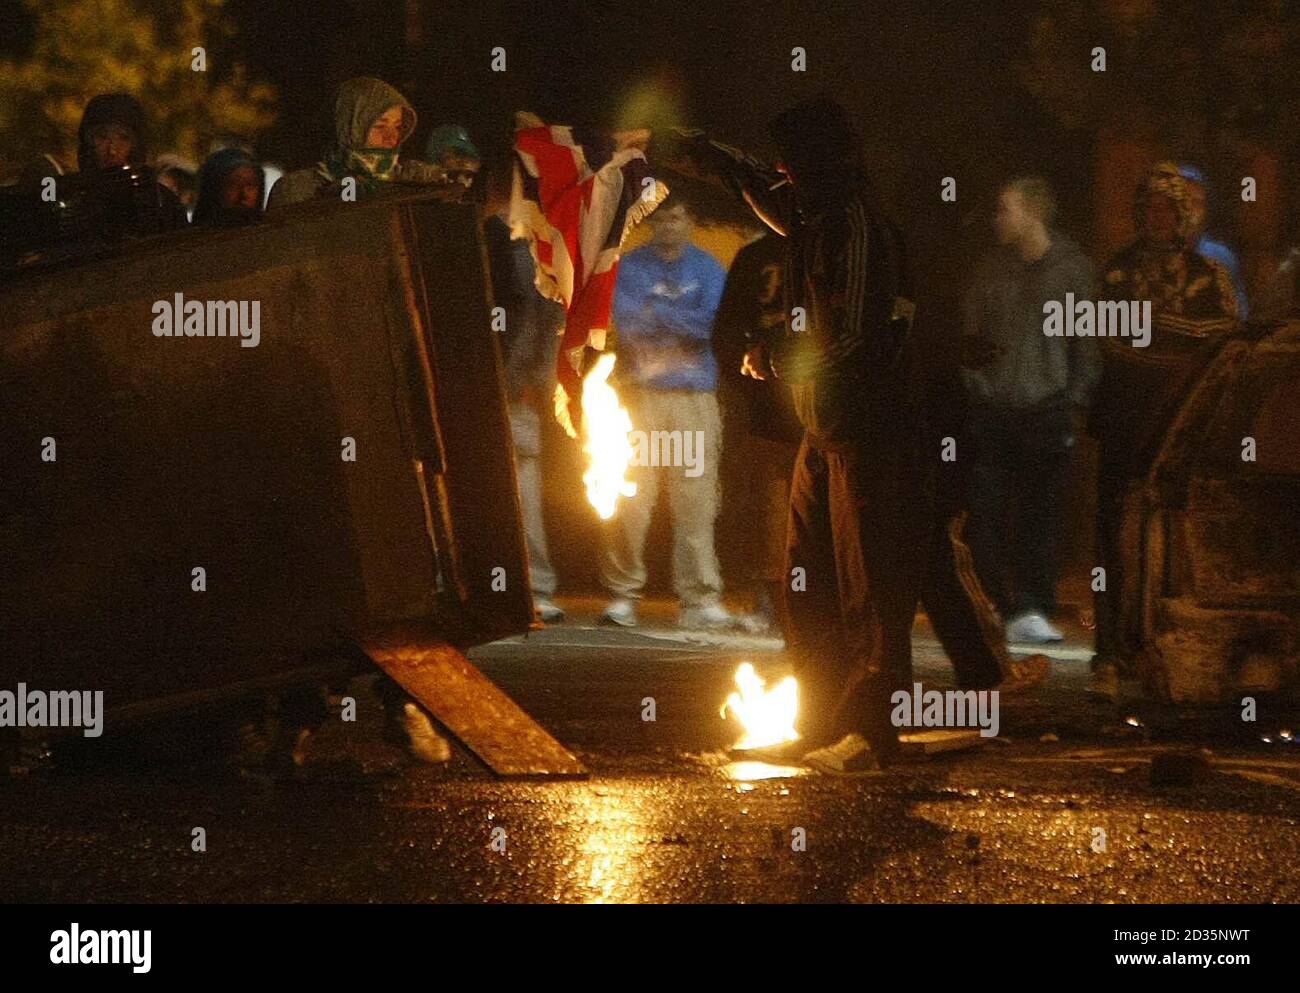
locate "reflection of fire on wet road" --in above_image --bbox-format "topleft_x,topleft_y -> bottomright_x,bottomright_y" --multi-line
569,789 -> 650,904
579,353 -> 637,520
721,760 -> 806,782
722,662 -> 799,751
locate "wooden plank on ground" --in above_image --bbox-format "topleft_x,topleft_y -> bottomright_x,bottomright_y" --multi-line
363,629 -> 587,778
898,730 -> 990,754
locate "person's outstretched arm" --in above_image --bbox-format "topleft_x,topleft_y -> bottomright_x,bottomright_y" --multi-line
651,129 -> 795,236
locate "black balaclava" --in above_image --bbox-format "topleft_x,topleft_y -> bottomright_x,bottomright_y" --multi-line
77,93 -> 149,172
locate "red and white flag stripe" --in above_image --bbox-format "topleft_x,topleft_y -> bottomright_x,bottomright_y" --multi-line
510,112 -> 666,436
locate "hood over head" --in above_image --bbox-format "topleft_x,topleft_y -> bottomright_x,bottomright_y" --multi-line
334,77 -> 416,152
77,92 -> 149,171
767,96 -> 868,209
193,147 -> 265,226
425,123 -> 480,163
1134,160 -> 1192,241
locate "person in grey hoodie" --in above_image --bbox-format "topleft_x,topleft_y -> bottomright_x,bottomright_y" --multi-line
961,176 -> 1100,645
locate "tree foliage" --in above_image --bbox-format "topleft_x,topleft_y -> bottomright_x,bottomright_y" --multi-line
0,0 -> 276,177
1018,0 -> 1299,150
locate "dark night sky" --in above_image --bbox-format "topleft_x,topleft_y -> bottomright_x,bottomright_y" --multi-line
231,1 -> 1054,205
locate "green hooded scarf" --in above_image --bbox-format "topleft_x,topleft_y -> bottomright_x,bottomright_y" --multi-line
318,77 -> 417,192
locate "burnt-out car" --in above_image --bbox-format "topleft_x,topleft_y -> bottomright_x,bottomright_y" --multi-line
0,189 -> 582,776
1121,319 -> 1300,704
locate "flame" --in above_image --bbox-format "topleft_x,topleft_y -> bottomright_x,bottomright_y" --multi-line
579,353 -> 637,520
721,662 -> 799,751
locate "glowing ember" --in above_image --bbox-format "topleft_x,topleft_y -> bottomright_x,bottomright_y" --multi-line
721,662 -> 799,751
580,353 -> 637,520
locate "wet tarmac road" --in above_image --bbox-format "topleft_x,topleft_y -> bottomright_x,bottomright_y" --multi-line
2,603 -> 1298,903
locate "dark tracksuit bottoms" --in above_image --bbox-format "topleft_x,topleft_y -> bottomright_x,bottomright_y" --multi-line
784,434 -> 1008,760
783,435 -> 929,762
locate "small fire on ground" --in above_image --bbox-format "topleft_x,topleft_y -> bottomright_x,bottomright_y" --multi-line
722,662 -> 799,751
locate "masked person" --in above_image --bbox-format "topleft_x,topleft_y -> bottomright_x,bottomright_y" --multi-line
711,226 -> 1048,696
263,77 -> 458,763
267,77 -> 455,210
193,147 -> 265,227
656,98 -> 930,771
1089,161 -> 1238,698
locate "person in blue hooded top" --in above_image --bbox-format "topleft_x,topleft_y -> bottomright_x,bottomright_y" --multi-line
1178,164 -> 1248,318
193,147 -> 266,228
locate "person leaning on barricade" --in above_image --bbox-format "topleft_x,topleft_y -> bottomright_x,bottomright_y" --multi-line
267,76 -> 462,210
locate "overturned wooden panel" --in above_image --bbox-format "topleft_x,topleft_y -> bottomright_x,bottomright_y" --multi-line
365,628 -> 587,779
0,190 -> 532,718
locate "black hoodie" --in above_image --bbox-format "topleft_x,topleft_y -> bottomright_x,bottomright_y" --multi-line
658,102 -> 920,453
77,93 -> 149,171
74,92 -> 187,237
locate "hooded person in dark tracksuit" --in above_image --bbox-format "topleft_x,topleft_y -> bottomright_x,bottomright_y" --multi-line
715,229 -> 1054,700
657,98 -> 931,771
3,93 -> 185,267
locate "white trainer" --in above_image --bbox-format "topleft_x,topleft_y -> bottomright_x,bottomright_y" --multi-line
1005,611 -> 1064,644
533,596 -> 566,623
402,702 -> 452,764
678,602 -> 735,630
600,597 -> 638,627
